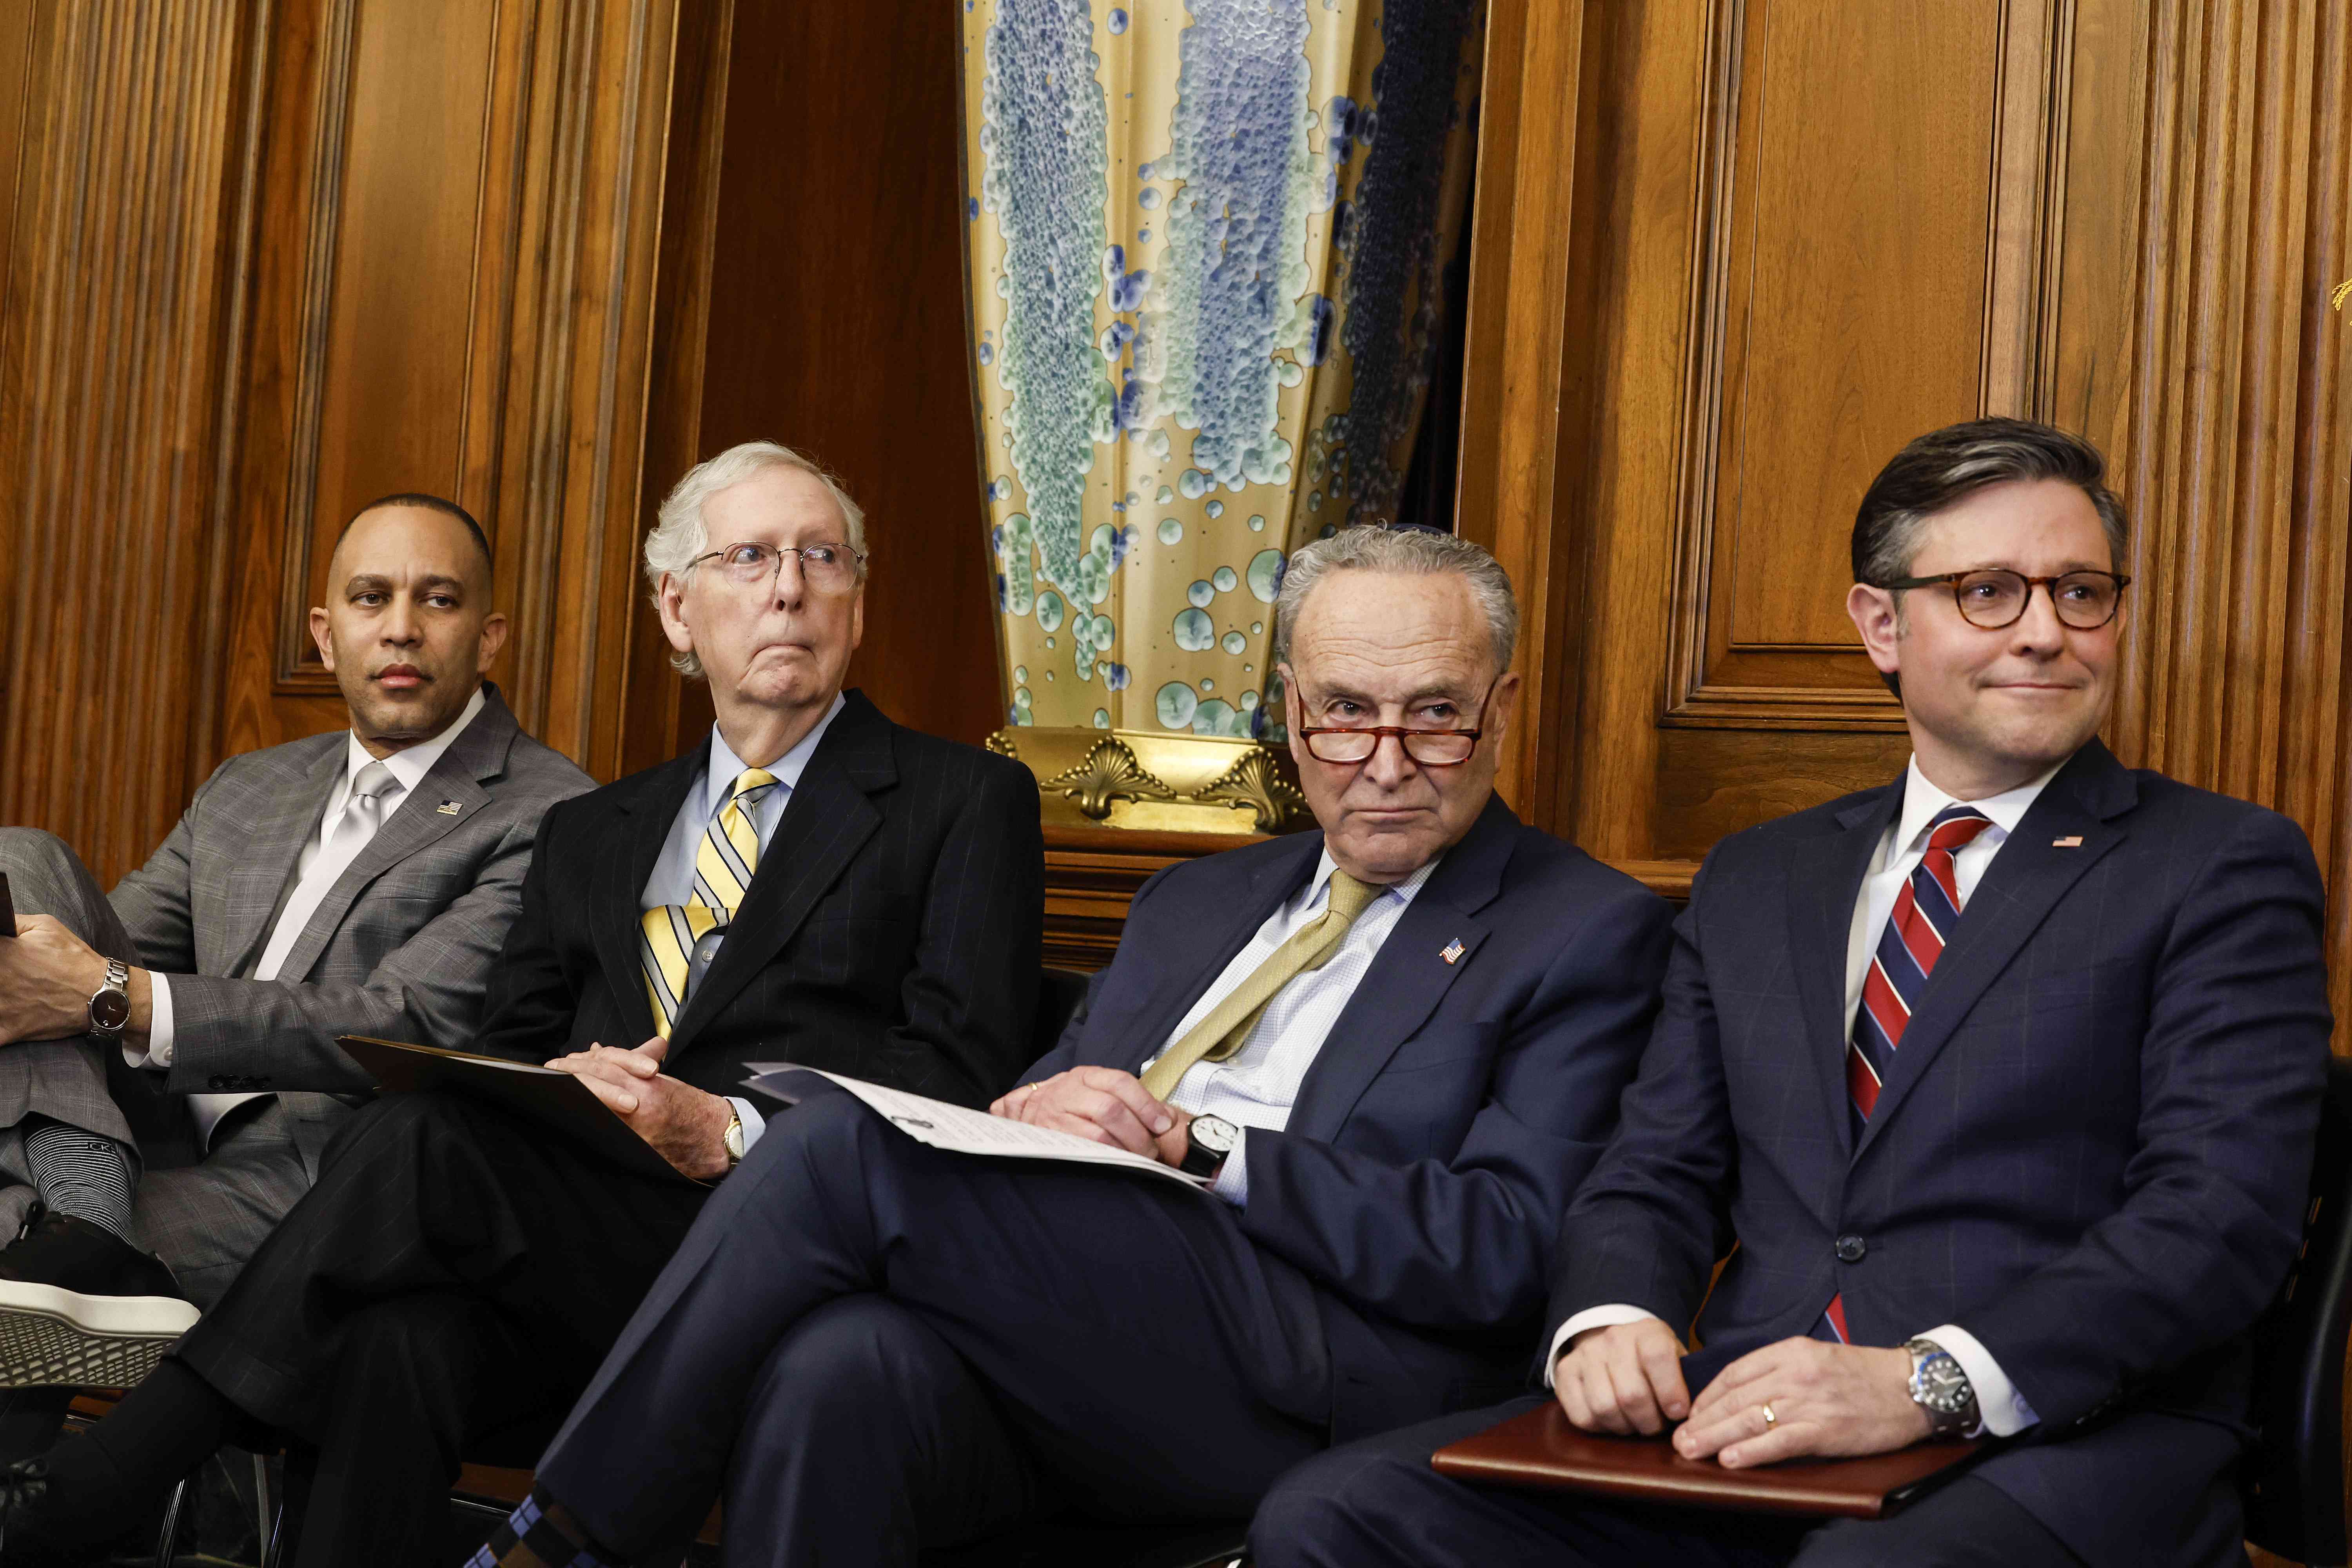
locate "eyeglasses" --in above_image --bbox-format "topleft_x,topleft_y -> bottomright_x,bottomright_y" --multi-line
1878,568 -> 2131,630
689,541 -> 865,594
1295,677 -> 1499,766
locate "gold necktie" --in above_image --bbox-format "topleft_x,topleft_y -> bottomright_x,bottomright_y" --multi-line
1140,869 -> 1383,1101
638,768 -> 779,1036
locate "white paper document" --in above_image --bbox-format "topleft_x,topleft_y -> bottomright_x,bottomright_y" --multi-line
743,1065 -> 1210,1189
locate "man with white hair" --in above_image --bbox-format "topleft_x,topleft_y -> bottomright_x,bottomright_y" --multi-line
0,443 -> 1045,1568
457,525 -> 1675,1568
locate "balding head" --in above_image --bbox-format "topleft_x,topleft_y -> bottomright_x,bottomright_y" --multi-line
310,495 -> 509,757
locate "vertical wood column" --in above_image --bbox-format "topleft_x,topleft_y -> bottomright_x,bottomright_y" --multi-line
0,2 -> 262,884
2103,0 -> 2352,1037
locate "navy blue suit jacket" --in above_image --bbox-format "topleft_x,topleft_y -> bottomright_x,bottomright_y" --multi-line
1550,741 -> 2332,1564
1025,794 -> 1672,1437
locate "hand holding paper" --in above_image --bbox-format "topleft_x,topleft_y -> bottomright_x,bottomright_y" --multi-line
746,1066 -> 1212,1189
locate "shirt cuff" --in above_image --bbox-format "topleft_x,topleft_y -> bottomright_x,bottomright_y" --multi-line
126,972 -> 174,1069
1920,1323 -> 2038,1437
727,1096 -> 768,1156
1544,1304 -> 1665,1388
1206,1127 -> 1248,1206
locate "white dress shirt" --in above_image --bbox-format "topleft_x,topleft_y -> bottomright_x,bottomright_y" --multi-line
139,686 -> 490,1149
641,696 -> 844,1155
1146,849 -> 1439,1205
1548,755 -> 2065,1439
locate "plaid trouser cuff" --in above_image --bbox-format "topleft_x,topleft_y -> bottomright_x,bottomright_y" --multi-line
466,1490 -> 625,1568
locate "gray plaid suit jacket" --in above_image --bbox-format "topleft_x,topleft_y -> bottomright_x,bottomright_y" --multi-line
107,683 -> 593,1172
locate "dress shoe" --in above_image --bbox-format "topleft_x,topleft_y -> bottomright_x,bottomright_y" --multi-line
0,1210 -> 196,1388
0,1458 -> 114,1566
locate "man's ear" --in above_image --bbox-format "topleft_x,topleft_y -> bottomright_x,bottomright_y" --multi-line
475,611 -> 510,674
657,573 -> 694,655
309,606 -> 336,671
1846,583 -> 1902,681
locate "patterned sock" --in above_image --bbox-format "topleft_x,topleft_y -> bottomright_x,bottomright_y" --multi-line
22,1119 -> 134,1240
469,1490 -> 627,1568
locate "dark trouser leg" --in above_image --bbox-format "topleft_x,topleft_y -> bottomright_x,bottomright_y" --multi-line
714,1296 -> 1041,1568
1790,1478 -> 2086,1568
174,1089 -> 704,1439
282,1291 -> 543,1568
1250,1397 -> 1812,1568
535,1086 -> 1334,1562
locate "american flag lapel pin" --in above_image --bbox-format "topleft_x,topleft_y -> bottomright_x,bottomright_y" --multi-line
2051,835 -> 2083,848
436,800 -> 463,816
1440,938 -> 1466,965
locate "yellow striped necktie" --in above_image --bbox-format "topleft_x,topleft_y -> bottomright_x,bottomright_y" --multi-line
1138,869 -> 1383,1101
639,767 -> 780,1036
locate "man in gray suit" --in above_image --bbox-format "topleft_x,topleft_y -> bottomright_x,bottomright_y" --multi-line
0,494 -> 591,1380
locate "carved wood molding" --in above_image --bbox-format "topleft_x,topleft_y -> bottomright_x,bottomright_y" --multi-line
0,0 -> 263,882
2104,0 -> 2352,1039
1661,0 -> 2079,734
267,0 -> 358,693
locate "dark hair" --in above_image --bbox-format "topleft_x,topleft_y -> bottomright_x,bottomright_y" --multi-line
1851,418 -> 2127,587
336,492 -> 494,582
1851,419 -> 2127,701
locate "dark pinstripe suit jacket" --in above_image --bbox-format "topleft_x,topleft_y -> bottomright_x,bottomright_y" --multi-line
1550,740 -> 2333,1566
472,690 -> 1043,1109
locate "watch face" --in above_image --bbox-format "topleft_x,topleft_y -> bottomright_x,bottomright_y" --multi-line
1916,1355 -> 1971,1414
89,989 -> 131,1032
1192,1116 -> 1238,1156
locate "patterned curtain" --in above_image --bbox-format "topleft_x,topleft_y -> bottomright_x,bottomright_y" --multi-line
963,0 -> 1485,748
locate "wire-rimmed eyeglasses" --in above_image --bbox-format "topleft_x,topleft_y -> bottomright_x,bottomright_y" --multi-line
688,541 -> 866,594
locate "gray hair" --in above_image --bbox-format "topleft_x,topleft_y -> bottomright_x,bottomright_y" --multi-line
643,440 -> 869,678
1273,525 -> 1518,673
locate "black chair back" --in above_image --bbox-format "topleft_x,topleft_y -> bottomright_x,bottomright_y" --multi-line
1035,965 -> 1093,1058
2244,1054 -> 2352,1566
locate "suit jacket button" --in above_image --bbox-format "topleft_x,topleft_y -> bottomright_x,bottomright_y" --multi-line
1835,1234 -> 1867,1263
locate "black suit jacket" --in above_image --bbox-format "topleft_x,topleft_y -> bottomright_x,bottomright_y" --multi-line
474,690 -> 1043,1109
1025,795 -> 1673,1439
1551,741 -> 2332,1565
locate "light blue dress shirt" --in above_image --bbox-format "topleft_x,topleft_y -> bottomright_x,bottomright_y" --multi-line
640,695 -> 844,1153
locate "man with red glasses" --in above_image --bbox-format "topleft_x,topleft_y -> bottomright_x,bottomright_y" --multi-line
1251,419 -> 2332,1568
447,524 -> 1674,1568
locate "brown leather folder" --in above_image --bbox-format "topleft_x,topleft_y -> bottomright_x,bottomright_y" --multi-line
338,1034 -> 697,1185
1430,1402 -> 1988,1520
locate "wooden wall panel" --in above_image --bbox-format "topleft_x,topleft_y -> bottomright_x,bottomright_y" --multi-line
0,1 -> 260,886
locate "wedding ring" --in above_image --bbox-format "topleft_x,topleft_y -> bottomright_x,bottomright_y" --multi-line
1760,1401 -> 1777,1430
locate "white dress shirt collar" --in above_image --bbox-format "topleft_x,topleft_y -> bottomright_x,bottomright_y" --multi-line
339,683 -> 488,806
699,694 -> 845,824
1888,753 -> 2067,861
1296,846 -> 1442,915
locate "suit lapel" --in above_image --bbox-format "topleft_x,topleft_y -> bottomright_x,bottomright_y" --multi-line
221,739 -> 345,978
666,696 -> 895,1050
269,690 -> 526,982
593,748 -> 705,1046
1786,783 -> 1903,1162
1285,794 -> 1515,1143
1854,742 -> 2136,1160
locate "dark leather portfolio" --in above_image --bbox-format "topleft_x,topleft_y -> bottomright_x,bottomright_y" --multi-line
1429,1402 -> 1988,1520
338,1034 -> 696,1185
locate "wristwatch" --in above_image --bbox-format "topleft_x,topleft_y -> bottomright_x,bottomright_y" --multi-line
722,1106 -> 747,1170
86,958 -> 131,1039
1179,1114 -> 1239,1180
1904,1338 -> 1978,1437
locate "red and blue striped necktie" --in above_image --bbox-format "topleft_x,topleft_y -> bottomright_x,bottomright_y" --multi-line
1820,803 -> 1994,1345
